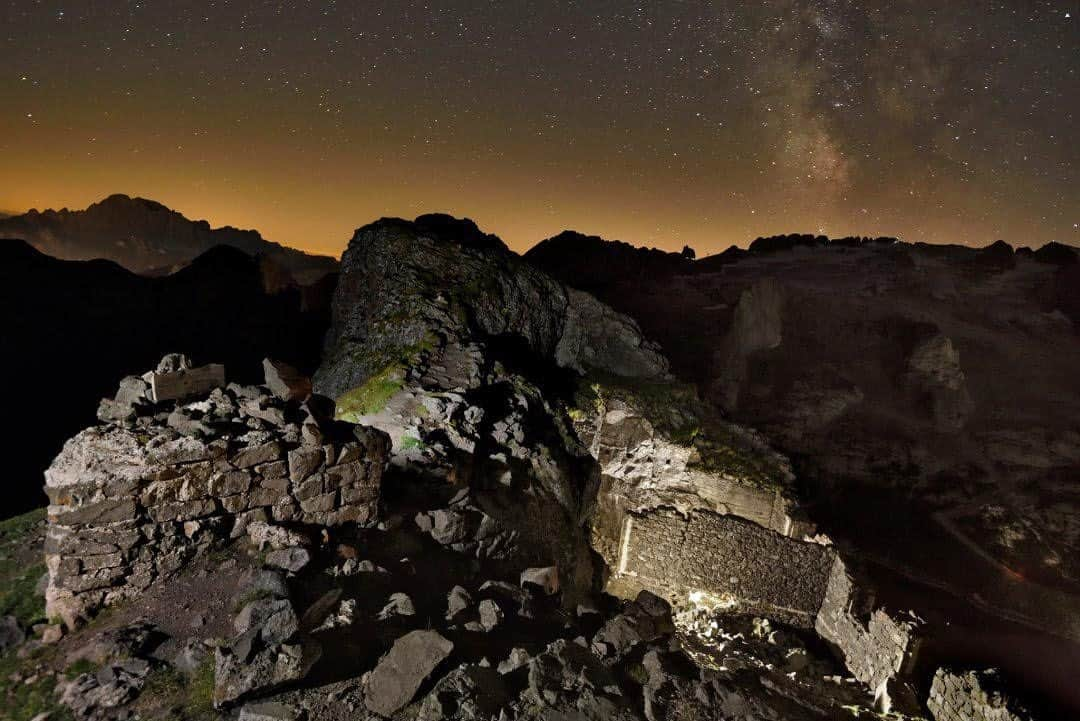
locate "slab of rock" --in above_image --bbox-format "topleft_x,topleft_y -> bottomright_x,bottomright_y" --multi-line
363,630 -> 454,717
150,362 -> 226,403
263,358 -> 312,402
265,547 -> 311,573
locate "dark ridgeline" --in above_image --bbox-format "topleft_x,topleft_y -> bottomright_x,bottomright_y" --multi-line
0,194 -> 339,284
0,239 -> 335,516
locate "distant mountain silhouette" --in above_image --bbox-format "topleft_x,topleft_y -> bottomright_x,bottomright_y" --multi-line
0,194 -> 338,283
0,238 -> 335,515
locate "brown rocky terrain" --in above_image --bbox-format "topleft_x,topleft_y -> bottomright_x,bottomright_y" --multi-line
526,231 -> 1080,710
0,216 -> 1063,721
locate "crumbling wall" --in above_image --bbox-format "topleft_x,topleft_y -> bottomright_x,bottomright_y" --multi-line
44,362 -> 389,628
814,557 -> 916,696
608,508 -> 916,698
926,668 -> 1034,721
612,507 -> 835,627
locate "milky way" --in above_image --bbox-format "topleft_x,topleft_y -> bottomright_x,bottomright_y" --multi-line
1,1 -> 1076,255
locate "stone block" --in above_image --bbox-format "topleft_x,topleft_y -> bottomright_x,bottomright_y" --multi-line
150,363 -> 226,403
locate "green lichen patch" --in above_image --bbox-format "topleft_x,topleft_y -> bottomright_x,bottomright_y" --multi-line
336,364 -> 407,422
572,371 -> 785,490
400,435 -> 424,451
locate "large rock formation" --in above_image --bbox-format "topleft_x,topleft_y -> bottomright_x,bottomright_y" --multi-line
44,357 -> 389,628
314,214 -> 918,700
314,215 -> 671,604
316,214 -> 669,403
0,194 -> 338,283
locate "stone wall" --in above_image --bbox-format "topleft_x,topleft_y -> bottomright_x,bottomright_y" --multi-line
608,504 -> 917,701
814,557 -> 916,698
44,362 -> 389,628
927,668 -> 1034,721
613,507 -> 835,627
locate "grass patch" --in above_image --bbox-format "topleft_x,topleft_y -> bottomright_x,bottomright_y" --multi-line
0,563 -> 46,629
400,435 -> 424,451
0,647 -> 71,721
335,364 -> 406,421
0,509 -> 47,628
134,657 -> 215,721
0,509 -> 45,544
64,658 -> 98,679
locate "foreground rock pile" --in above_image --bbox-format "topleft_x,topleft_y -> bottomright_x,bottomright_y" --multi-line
44,355 -> 389,628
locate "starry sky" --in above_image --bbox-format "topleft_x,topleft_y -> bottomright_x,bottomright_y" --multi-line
1,1 -> 1077,256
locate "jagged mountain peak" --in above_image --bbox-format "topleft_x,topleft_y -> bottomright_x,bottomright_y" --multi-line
0,194 -> 338,284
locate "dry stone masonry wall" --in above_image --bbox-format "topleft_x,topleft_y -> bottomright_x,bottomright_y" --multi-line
579,399 -> 919,699
614,507 -> 835,627
44,356 -> 389,628
927,668 -> 1034,721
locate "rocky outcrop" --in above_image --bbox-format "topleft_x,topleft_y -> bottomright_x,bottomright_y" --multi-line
312,215 -> 919,700
315,214 -> 668,403
528,229 -> 1080,680
314,215 -> 669,604
43,357 -> 389,628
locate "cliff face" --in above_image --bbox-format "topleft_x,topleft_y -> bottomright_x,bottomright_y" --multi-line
0,195 -> 338,283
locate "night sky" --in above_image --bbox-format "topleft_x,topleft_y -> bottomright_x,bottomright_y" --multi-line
2,1 -> 1077,256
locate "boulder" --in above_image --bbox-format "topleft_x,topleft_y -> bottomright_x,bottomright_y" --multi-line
263,358 -> 312,402
0,616 -> 25,653
478,599 -> 503,631
520,566 -> 559,596
446,585 -> 472,622
265,547 -> 311,573
927,668 -> 1034,721
417,664 -> 511,721
378,592 -> 416,620
363,630 -> 454,717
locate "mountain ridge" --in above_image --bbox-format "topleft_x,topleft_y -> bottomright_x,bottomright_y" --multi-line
0,194 -> 339,284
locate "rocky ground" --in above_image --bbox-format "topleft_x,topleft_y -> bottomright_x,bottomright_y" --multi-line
527,232 -> 1080,710
0,217 -> 1054,721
